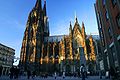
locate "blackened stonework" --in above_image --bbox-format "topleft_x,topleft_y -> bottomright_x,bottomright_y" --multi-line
19,0 -> 98,75
19,0 -> 49,73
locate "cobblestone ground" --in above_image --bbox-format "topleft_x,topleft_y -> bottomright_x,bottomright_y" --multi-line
0,76 -> 112,80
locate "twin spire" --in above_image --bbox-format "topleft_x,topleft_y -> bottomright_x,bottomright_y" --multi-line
35,0 -> 47,16
35,0 -> 42,10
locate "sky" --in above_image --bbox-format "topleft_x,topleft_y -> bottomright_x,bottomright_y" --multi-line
0,0 -> 98,65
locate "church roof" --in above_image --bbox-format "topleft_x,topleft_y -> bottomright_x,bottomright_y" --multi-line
86,35 -> 100,40
44,35 -> 68,42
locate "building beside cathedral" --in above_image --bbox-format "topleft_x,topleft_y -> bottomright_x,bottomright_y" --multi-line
0,43 -> 15,75
95,0 -> 120,74
19,0 -> 99,74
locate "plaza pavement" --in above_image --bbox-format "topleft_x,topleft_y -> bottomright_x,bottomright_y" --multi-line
0,76 -> 112,80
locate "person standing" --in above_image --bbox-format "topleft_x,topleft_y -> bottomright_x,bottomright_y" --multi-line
10,66 -> 14,79
54,72 -> 57,79
110,66 -> 115,80
32,71 -> 36,79
99,70 -> 102,79
0,66 -> 3,77
62,71 -> 65,79
80,64 -> 85,80
27,69 -> 31,79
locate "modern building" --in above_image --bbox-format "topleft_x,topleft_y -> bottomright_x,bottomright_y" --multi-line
94,0 -> 120,74
19,0 -> 97,74
0,43 -> 15,75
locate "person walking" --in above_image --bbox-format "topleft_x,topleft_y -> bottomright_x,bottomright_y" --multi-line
80,64 -> 85,80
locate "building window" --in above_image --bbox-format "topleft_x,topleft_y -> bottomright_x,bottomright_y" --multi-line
105,52 -> 110,69
108,27 -> 112,39
102,0 -> 106,6
105,11 -> 109,21
100,31 -> 105,46
116,13 -> 120,28
118,39 -> 120,46
100,30 -> 103,38
111,46 -> 118,67
111,0 -> 116,6
98,12 -> 102,29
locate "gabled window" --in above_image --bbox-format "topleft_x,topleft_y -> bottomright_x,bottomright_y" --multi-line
100,30 -> 105,46
105,11 -> 109,21
116,13 -> 120,28
100,30 -> 103,38
108,27 -> 112,39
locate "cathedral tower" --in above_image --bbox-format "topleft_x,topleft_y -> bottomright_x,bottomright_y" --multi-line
20,0 -> 49,72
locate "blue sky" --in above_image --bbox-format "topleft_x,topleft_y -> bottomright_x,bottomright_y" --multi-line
0,0 -> 98,65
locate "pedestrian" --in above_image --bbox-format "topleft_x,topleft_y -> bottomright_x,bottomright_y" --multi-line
54,72 -> 57,79
0,65 -> 3,77
80,64 -> 85,80
62,71 -> 65,79
99,70 -> 102,79
32,71 -> 36,79
27,69 -> 31,79
110,66 -> 115,80
16,67 -> 20,79
14,67 -> 17,79
10,66 -> 14,79
78,71 -> 80,78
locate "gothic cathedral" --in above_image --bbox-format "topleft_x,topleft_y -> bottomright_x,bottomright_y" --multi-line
19,0 -> 96,74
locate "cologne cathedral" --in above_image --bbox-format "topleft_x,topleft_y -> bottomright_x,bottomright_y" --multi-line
19,0 -> 97,74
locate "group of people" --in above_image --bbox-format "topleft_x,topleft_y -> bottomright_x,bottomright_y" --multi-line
54,64 -> 86,80
0,65 -> 118,80
9,66 -> 20,79
26,70 -> 36,79
10,67 -> 36,79
54,71 -> 65,79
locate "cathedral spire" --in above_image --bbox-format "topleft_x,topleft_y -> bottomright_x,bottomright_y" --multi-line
35,0 -> 42,11
69,21 -> 72,35
82,21 -> 86,38
82,22 -> 85,29
70,21 -> 72,28
74,11 -> 78,24
43,0 -> 47,16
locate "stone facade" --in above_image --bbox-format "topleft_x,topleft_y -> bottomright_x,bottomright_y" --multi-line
20,0 -> 98,74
